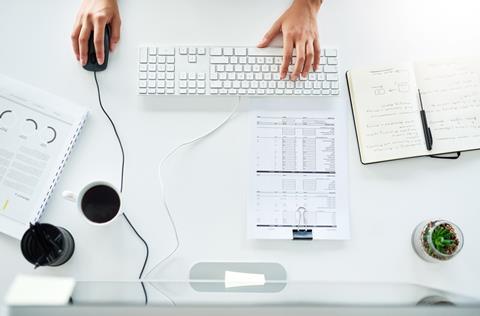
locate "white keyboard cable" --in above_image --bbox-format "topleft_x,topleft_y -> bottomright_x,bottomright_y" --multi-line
144,96 -> 241,280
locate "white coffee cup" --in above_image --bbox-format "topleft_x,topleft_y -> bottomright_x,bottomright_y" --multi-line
62,181 -> 122,226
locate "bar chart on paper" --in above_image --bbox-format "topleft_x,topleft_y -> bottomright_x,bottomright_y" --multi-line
248,108 -> 349,240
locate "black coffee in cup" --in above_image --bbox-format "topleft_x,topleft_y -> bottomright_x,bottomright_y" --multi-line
81,184 -> 120,224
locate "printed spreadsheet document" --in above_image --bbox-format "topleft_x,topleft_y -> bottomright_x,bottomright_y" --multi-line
248,103 -> 350,240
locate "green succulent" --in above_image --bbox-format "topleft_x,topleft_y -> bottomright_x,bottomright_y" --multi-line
431,225 -> 457,254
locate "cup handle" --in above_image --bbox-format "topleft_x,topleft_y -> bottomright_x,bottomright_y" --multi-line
62,191 -> 77,202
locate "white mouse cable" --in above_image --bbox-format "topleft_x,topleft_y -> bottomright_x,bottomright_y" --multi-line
144,96 -> 241,279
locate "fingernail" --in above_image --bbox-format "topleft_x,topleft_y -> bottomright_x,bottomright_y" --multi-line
291,75 -> 297,81
97,57 -> 104,65
111,42 -> 117,52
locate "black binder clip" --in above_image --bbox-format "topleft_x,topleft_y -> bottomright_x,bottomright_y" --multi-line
292,207 -> 313,240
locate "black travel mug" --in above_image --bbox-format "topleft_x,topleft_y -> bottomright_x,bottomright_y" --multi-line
21,223 -> 75,268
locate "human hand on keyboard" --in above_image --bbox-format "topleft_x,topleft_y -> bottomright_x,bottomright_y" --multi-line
71,0 -> 121,66
257,0 -> 322,80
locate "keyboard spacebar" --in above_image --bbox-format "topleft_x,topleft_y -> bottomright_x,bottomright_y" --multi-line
247,48 -> 287,56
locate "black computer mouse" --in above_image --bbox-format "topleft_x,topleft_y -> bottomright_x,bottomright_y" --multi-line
83,25 -> 110,72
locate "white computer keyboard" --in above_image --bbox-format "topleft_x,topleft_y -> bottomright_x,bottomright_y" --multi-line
138,46 -> 339,96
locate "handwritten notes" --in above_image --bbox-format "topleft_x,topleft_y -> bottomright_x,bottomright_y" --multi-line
415,59 -> 480,152
348,64 -> 425,163
348,57 -> 480,163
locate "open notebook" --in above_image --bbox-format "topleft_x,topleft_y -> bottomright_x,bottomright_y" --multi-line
347,58 -> 480,164
0,74 -> 88,239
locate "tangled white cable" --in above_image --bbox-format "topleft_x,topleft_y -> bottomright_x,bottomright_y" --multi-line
144,96 -> 241,279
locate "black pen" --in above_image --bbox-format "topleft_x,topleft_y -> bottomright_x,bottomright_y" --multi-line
418,89 -> 433,151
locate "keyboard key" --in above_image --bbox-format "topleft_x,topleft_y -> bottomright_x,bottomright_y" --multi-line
211,81 -> 222,88
327,57 -> 338,65
211,56 -> 229,64
139,47 -> 148,63
235,47 -> 247,55
158,48 -> 175,55
139,72 -> 147,80
248,47 -> 283,56
166,64 -> 175,72
210,47 -> 222,56
325,49 -> 337,57
324,65 -> 337,73
158,56 -> 166,63
158,64 -> 165,71
327,74 -> 339,81
198,73 -> 206,80
224,47 -> 233,56
198,47 -> 206,55
188,72 -> 196,80
188,55 -> 197,63
167,56 -> 175,63
188,47 -> 196,55
179,47 -> 187,55
139,64 -> 147,72
180,72 -> 187,80
148,55 -> 156,63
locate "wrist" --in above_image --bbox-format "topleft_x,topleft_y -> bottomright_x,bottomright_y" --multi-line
294,0 -> 322,13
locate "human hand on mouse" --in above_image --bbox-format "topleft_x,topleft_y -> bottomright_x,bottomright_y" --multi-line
71,0 -> 121,66
257,0 -> 322,80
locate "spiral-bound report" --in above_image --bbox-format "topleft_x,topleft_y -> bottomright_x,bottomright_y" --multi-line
0,74 -> 88,239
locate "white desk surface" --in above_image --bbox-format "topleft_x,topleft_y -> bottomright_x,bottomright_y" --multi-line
1,0 -> 480,304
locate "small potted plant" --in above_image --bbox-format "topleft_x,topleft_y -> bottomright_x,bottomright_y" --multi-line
412,220 -> 463,262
